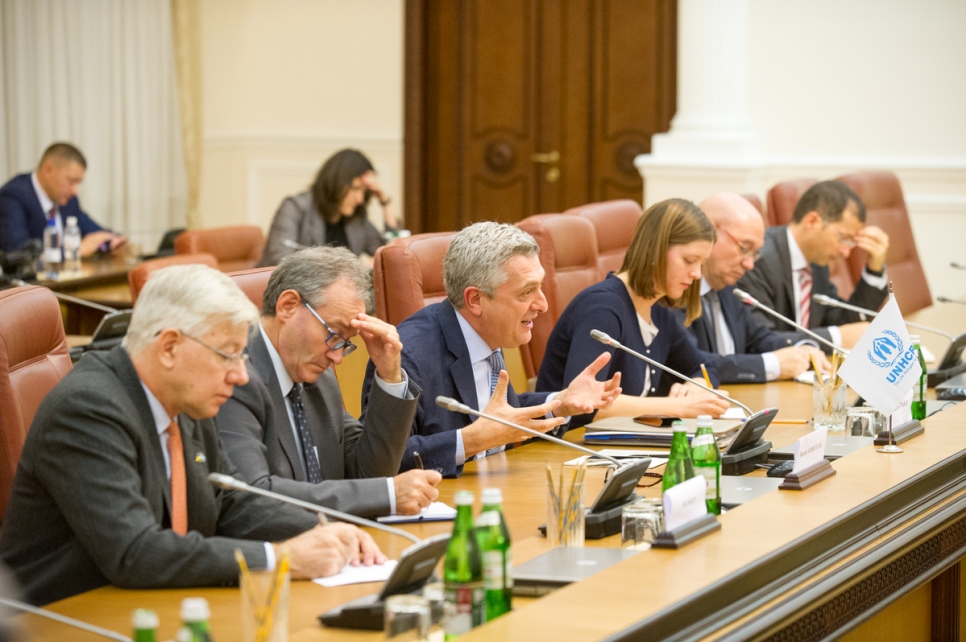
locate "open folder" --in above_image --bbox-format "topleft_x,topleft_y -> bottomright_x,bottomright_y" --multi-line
583,416 -> 745,449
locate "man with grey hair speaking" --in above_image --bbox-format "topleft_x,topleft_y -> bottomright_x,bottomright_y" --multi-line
362,222 -> 621,477
217,247 -> 440,518
0,265 -> 384,606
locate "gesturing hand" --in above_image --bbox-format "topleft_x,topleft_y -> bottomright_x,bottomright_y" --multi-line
553,352 -> 622,417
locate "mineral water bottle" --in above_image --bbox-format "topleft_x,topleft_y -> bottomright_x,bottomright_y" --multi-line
475,487 -> 511,620
910,335 -> 928,421
131,609 -> 159,642
42,216 -> 62,279
443,490 -> 484,638
661,421 -> 695,494
691,415 -> 722,515
179,598 -> 214,642
63,215 -> 82,275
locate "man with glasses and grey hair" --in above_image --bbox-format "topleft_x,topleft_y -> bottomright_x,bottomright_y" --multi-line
736,180 -> 889,350
217,246 -> 440,518
0,265 -> 384,606
362,221 -> 622,478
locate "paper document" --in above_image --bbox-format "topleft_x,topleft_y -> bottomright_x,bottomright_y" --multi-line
313,560 -> 398,587
564,449 -> 668,468
377,501 -> 456,524
794,371 -> 817,385
722,407 -> 747,419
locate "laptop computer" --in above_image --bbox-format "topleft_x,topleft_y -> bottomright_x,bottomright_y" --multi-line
770,435 -> 874,461
512,547 -> 642,597
720,475 -> 783,509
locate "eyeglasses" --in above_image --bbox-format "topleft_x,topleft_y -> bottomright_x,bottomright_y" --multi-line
717,226 -> 762,262
182,333 -> 250,368
303,303 -> 357,356
826,225 -> 858,249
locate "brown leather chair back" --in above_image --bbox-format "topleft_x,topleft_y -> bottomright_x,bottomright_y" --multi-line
227,267 -> 276,311
741,193 -> 765,220
835,172 -> 931,314
372,232 -> 456,325
128,253 -> 219,304
0,286 -> 72,524
565,200 -> 643,278
766,178 -> 855,300
516,214 -> 601,380
174,225 -> 265,272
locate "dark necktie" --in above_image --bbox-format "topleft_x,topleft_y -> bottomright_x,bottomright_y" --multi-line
704,290 -> 729,356
287,383 -> 322,483
487,349 -> 506,398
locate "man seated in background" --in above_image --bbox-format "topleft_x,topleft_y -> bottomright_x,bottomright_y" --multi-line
0,142 -> 126,255
362,222 -> 621,477
217,247 -> 440,518
678,192 -> 829,384
736,180 -> 889,350
0,265 -> 383,606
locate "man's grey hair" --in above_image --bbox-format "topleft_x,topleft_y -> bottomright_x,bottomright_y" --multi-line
444,222 -> 539,309
123,264 -> 258,354
261,246 -> 370,315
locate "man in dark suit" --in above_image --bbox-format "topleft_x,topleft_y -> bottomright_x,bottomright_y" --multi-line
217,247 -> 440,518
0,264 -> 383,605
679,193 -> 829,384
736,180 -> 890,351
0,142 -> 126,254
362,222 -> 622,477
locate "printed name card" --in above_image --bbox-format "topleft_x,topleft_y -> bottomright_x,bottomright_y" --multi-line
792,427 -> 828,474
662,476 -> 708,531
890,389 -> 914,427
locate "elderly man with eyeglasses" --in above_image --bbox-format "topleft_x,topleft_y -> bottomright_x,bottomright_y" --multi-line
216,246 -> 440,519
736,180 -> 890,352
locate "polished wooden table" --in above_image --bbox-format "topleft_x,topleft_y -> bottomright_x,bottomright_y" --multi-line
35,255 -> 134,334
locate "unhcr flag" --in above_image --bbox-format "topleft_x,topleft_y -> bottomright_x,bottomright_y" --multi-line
838,294 -> 923,415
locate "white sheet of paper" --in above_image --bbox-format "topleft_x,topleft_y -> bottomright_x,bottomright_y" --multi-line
312,560 -> 398,588
564,449 -> 668,468
794,371 -> 817,385
891,389 -> 914,427
792,427 -> 828,474
722,407 -> 747,419
377,502 -> 456,524
662,475 -> 708,531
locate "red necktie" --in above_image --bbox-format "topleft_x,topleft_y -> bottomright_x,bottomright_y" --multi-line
799,266 -> 813,328
167,421 -> 188,535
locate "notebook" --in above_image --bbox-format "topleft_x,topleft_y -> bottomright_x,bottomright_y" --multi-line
770,435 -> 874,461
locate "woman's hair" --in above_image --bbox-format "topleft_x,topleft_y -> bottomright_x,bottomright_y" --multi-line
620,198 -> 716,325
311,149 -> 375,224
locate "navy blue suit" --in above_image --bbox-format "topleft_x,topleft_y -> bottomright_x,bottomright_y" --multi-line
678,285 -> 806,383
0,173 -> 103,252
361,300 -> 551,478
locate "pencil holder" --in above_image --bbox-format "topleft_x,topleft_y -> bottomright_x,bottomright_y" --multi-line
546,474 -> 585,548
241,567 -> 290,642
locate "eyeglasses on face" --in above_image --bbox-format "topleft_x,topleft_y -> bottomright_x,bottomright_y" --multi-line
717,226 -> 762,262
303,303 -> 357,356
825,225 -> 858,249
182,332 -> 250,368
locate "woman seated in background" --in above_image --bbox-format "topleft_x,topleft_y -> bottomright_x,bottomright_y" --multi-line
258,148 -> 396,267
536,198 -> 732,428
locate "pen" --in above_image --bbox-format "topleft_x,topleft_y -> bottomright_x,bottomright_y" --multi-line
772,419 -> 811,425
414,451 -> 425,470
700,363 -> 713,389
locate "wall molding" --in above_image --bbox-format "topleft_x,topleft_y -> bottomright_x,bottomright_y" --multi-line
204,131 -> 403,151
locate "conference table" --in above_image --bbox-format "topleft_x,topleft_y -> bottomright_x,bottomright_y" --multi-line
17,304 -> 966,641
35,254 -> 134,334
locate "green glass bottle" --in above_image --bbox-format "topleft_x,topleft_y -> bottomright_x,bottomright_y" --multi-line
131,609 -> 159,642
475,488 -> 512,621
443,490 -> 485,638
690,414 -> 721,515
179,598 -> 214,642
662,421 -> 695,494
910,335 -> 928,421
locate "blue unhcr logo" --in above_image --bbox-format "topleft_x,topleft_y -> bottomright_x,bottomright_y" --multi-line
868,330 -> 903,368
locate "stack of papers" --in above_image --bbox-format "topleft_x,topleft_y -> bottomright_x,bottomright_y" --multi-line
376,501 -> 457,524
583,416 -> 745,449
564,449 -> 668,468
313,560 -> 397,587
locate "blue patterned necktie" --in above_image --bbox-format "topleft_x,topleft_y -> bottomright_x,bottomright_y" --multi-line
487,349 -> 506,398
287,383 -> 322,484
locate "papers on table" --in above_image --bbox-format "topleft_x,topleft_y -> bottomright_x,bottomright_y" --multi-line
564,449 -> 668,468
377,501 -> 457,524
313,560 -> 398,588
794,370 -> 817,385
722,407 -> 748,420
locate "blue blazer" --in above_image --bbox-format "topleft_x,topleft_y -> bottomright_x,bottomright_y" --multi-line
361,300 -> 550,478
679,285 -> 806,383
0,173 -> 103,252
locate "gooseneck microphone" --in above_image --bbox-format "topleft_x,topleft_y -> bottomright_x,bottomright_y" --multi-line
938,296 -> 966,306
0,597 -> 132,641
812,294 -> 954,341
434,396 -> 623,466
207,473 -> 420,544
589,329 -> 754,415
731,288 -> 848,356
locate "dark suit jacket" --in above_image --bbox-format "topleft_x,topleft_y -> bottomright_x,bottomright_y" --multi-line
216,331 -> 419,517
258,191 -> 386,267
362,301 -> 551,478
680,285 -> 805,383
0,173 -> 103,252
736,226 -> 888,345
0,348 -> 316,606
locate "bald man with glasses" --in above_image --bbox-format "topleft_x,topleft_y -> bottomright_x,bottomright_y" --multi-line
216,247 -> 441,519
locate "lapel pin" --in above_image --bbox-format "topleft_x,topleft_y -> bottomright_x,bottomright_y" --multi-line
195,453 -> 206,463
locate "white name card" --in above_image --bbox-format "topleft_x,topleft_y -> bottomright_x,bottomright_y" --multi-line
792,427 -> 828,474
891,389 -> 914,427
662,475 -> 708,531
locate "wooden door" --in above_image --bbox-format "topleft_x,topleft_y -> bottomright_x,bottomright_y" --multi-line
405,0 -> 676,233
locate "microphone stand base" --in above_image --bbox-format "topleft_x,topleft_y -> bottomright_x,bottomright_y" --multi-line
721,440 -> 772,476
877,444 -> 904,454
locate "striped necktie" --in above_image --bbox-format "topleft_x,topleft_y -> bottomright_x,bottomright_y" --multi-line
487,349 -> 506,398
799,266 -> 813,328
166,421 -> 188,536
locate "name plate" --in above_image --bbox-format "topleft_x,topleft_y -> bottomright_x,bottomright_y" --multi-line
663,476 -> 708,531
891,389 -> 913,427
792,427 -> 828,474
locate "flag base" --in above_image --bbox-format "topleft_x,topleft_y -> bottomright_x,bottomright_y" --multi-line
877,444 -> 904,454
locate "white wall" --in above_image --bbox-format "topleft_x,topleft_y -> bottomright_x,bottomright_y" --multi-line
198,0 -> 404,233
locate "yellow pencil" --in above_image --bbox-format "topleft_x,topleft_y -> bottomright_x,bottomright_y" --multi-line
700,363 -> 713,389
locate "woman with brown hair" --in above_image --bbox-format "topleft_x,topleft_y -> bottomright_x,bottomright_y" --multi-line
536,198 -> 731,428
259,149 -> 395,267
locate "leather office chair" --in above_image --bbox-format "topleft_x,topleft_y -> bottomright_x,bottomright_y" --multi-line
765,178 -> 855,300
0,285 -> 72,525
227,267 -> 275,311
372,232 -> 456,325
835,172 -> 931,314
174,225 -> 265,272
128,253 -> 219,304
516,214 -> 601,381
564,199 -> 643,278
